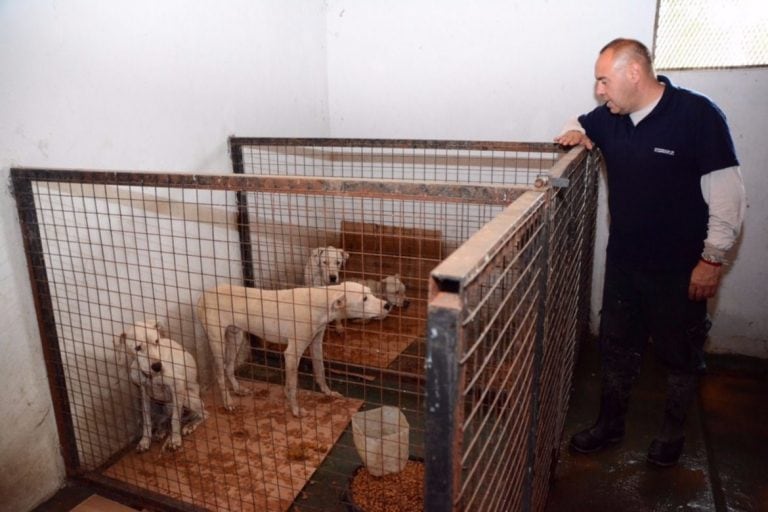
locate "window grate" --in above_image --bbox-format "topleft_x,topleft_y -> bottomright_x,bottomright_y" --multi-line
654,0 -> 768,70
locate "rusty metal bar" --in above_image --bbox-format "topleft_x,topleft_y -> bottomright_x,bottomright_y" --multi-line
9,169 -> 526,206
230,141 -> 256,288
9,174 -> 81,474
424,291 -> 464,512
229,136 -> 564,153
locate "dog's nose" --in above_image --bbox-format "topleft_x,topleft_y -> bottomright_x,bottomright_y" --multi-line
384,302 -> 393,311
150,362 -> 163,373
330,276 -> 338,283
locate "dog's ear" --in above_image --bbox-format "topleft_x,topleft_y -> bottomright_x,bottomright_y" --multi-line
342,250 -> 350,264
311,247 -> 324,266
331,295 -> 346,314
393,273 -> 400,280
152,319 -> 169,339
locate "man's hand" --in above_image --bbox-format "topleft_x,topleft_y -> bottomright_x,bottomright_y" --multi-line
554,130 -> 594,150
689,260 -> 723,301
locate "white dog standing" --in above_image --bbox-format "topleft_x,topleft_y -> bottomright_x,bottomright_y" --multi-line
304,246 -> 350,286
196,282 -> 391,416
117,320 -> 207,452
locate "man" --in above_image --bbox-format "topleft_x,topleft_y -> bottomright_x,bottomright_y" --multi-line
554,38 -> 745,467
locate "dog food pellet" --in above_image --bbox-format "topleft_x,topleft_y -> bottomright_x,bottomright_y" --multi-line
349,460 -> 424,512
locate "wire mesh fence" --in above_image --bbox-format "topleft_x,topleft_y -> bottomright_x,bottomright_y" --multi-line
11,139 -> 598,511
424,147 -> 599,512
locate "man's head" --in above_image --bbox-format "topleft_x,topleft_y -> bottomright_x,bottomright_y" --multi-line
594,38 -> 657,115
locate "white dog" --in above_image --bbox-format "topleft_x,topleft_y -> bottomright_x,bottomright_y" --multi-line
304,246 -> 350,286
358,274 -> 409,309
117,320 -> 207,452
333,275 -> 410,333
196,282 -> 391,416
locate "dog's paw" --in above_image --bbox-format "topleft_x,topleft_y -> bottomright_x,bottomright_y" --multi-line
221,395 -> 237,411
221,403 -> 238,413
163,435 -> 182,452
136,436 -> 151,453
152,427 -> 168,441
182,420 -> 202,436
290,405 -> 306,418
325,390 -> 343,399
233,387 -> 251,397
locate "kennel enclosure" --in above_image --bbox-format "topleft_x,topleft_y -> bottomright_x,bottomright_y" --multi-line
11,138 -> 599,511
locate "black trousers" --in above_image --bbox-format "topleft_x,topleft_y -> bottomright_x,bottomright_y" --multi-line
599,257 -> 711,377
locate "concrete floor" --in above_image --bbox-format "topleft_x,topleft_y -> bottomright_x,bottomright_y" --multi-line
35,338 -> 767,512
546,338 -> 768,512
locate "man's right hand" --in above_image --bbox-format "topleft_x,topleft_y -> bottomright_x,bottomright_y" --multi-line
554,130 -> 594,150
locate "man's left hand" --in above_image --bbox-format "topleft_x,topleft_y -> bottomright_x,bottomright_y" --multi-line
689,260 -> 723,301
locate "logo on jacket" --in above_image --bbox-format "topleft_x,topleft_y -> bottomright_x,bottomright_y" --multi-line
654,147 -> 675,156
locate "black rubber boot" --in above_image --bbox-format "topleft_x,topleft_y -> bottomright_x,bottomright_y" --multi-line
570,410 -> 625,454
570,361 -> 635,454
570,387 -> 630,454
646,372 -> 699,468
647,436 -> 685,467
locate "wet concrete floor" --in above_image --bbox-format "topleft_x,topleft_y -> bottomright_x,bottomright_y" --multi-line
546,338 -> 768,512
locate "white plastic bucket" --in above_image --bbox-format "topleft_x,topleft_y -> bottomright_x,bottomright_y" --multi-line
351,406 -> 409,476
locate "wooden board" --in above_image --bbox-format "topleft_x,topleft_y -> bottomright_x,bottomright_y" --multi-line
104,381 -> 362,512
340,220 -> 443,294
323,300 -> 427,370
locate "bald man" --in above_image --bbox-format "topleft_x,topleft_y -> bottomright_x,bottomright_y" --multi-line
555,38 -> 745,467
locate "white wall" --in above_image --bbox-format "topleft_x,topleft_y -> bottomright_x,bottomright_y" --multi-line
325,0 -> 654,141
1,1 -> 766,510
0,1 -> 328,510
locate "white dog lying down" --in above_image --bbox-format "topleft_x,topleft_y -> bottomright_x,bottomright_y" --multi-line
333,274 -> 410,333
353,274 -> 410,309
117,320 -> 207,452
196,282 -> 391,416
304,245 -> 350,286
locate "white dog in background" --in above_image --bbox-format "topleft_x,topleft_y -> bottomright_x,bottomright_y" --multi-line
304,246 -> 350,286
333,274 -> 410,333
117,320 -> 207,452
357,274 -> 410,309
196,282 -> 391,416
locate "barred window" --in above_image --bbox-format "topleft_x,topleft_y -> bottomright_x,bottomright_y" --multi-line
654,0 -> 768,70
